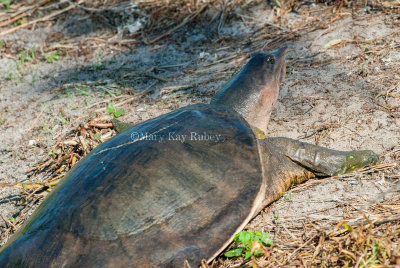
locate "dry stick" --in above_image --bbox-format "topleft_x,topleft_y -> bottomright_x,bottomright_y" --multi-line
260,25 -> 301,50
237,13 -> 289,31
183,260 -> 192,268
26,158 -> 53,173
286,234 -> 318,263
383,148 -> 400,157
354,253 -> 365,268
38,0 -> 69,11
0,214 -> 16,230
65,0 -> 142,15
145,73 -> 169,83
200,53 -> 240,68
86,95 -> 128,109
23,185 -> 47,202
0,0 -> 83,37
6,188 -> 45,234
94,96 -> 137,113
26,106 -> 45,136
0,11 -> 28,27
160,85 -> 192,95
93,86 -> 154,113
148,4 -> 208,44
350,215 -> 400,227
0,0 -> 52,26
83,36 -> 139,45
0,182 -> 45,189
89,121 -> 113,128
64,0 -> 108,12
281,222 -> 297,240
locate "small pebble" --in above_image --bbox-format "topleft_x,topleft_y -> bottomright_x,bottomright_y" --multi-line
28,140 -> 36,147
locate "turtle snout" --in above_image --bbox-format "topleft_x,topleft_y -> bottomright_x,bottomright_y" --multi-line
342,150 -> 379,174
363,150 -> 379,166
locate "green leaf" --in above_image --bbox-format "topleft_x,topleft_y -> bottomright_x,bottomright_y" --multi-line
114,110 -> 125,118
239,231 -> 252,246
10,217 -> 16,222
95,133 -> 101,140
22,183 -> 27,190
245,251 -> 253,259
258,232 -> 274,246
107,103 -> 115,114
233,232 -> 240,241
46,52 -> 59,63
254,232 -> 262,240
343,222 -> 353,232
225,230 -> 274,259
233,233 -> 241,246
224,248 -> 243,258
254,250 -> 263,257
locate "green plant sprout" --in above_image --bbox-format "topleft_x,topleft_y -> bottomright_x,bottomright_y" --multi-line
46,52 -> 60,63
225,230 -> 273,259
107,102 -> 125,118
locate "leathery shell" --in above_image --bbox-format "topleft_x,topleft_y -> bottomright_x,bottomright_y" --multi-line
0,104 -> 264,267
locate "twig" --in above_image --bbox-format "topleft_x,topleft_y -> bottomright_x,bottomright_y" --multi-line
148,4 -> 208,44
145,73 -> 169,83
0,11 -> 27,28
94,96 -> 137,113
0,0 -> 52,26
237,13 -> 289,31
0,0 -> 83,37
86,95 -> 128,109
64,0 -> 141,14
183,260 -> 192,268
349,215 -> 400,227
89,121 -> 114,128
161,84 -> 192,94
0,182 -> 45,189
38,0 -> 69,11
281,222 -> 297,240
23,186 -> 45,207
354,253 -> 365,268
26,106 -> 45,135
286,234 -> 318,263
0,214 -> 16,231
64,0 -> 110,12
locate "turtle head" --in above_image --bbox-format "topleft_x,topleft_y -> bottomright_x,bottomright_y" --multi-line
211,47 -> 288,136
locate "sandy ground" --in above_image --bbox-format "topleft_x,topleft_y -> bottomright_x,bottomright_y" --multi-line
0,0 -> 399,266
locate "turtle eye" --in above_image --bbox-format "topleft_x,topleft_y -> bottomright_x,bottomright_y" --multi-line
265,56 -> 275,64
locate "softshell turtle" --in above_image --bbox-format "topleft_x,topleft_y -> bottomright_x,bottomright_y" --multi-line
0,47 -> 377,267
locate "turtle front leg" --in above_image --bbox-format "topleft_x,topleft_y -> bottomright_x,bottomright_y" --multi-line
264,137 -> 379,177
